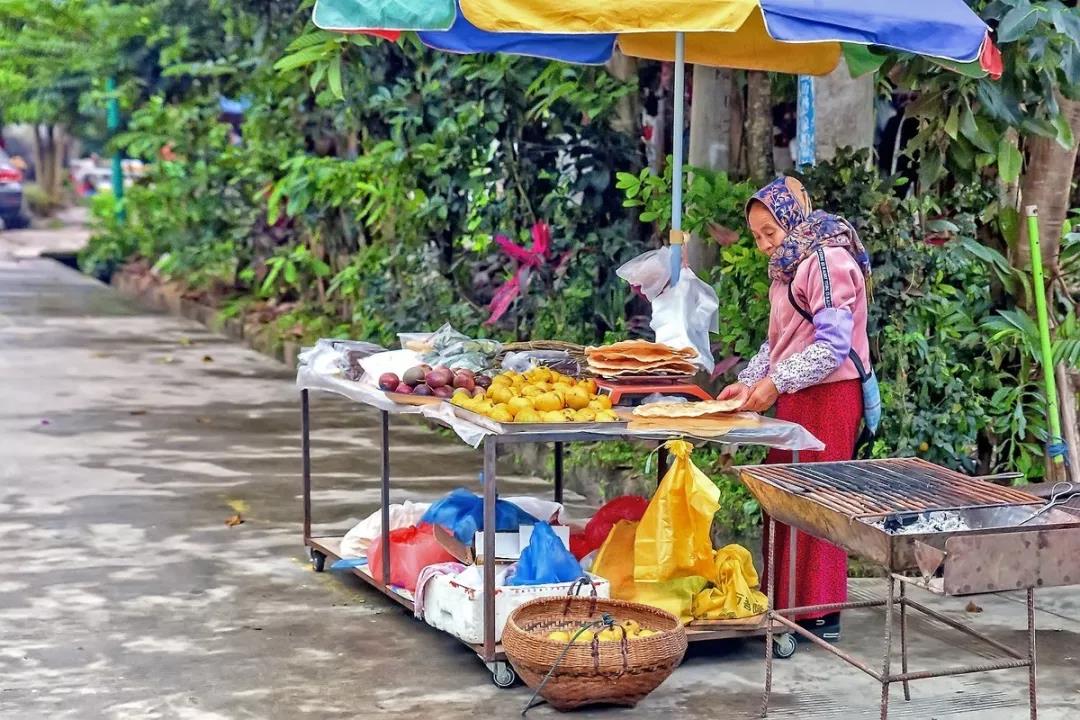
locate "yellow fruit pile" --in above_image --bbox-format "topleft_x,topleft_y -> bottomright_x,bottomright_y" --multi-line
546,620 -> 658,644
450,368 -> 617,423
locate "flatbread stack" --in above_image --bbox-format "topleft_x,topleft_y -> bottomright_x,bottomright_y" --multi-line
585,340 -> 698,379
628,399 -> 759,437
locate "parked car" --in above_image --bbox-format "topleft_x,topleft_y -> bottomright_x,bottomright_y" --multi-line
0,150 -> 29,229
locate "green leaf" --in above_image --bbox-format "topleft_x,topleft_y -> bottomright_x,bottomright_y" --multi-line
998,4 -> 1042,43
960,105 -> 996,153
283,260 -> 298,285
842,44 -> 887,78
273,45 -> 330,72
999,207 -> 1021,248
327,55 -> 343,100
1051,111 -> 1075,149
944,105 -> 959,140
997,137 -> 1022,183
309,62 -> 327,93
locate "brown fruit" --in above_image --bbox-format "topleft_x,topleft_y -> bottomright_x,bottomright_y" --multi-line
475,375 -> 492,389
403,365 -> 428,387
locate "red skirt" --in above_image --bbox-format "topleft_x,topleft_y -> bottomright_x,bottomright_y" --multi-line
762,378 -> 862,618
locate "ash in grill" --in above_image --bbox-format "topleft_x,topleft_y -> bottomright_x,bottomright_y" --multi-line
873,510 -> 972,535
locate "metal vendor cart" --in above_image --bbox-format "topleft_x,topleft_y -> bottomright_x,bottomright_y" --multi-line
297,362 -> 822,687
740,458 -> 1080,720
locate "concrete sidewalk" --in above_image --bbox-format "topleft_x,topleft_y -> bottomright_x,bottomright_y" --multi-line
1,257 -> 1078,719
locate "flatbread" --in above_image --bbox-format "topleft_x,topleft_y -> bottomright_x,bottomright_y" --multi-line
633,399 -> 743,418
587,357 -> 698,371
627,414 -> 761,437
585,340 -> 696,362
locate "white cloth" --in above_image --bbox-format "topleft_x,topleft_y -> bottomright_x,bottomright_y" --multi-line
413,562 -> 466,620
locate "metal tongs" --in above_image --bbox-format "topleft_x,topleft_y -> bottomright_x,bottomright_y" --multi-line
1018,481 -> 1078,525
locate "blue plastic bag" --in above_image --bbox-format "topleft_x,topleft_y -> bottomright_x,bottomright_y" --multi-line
420,488 -> 538,545
508,522 -> 583,586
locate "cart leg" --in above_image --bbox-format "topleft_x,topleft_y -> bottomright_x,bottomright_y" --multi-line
657,444 -> 668,486
380,410 -> 391,587
1028,587 -> 1037,720
787,451 -> 798,616
553,442 -> 564,504
301,389 -> 311,543
880,575 -> 895,720
483,437 -> 498,662
761,516 -> 777,718
899,582 -> 910,702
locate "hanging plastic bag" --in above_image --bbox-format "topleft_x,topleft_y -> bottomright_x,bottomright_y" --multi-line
634,440 -> 721,582
650,267 -> 719,373
367,523 -> 457,592
420,488 -> 538,545
507,522 -> 583,586
577,495 -> 650,559
592,519 -> 706,624
617,247 -> 672,301
692,544 -> 769,621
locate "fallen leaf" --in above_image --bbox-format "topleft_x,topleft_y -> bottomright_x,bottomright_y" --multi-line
965,601 -> 983,614
129,409 -> 147,416
196,416 -> 212,424
225,514 -> 244,527
179,336 -> 193,346
202,355 -> 213,363
227,499 -> 250,514
159,355 -> 176,364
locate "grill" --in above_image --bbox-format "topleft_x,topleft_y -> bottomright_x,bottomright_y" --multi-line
741,458 -> 1080,720
739,457 -> 1080,582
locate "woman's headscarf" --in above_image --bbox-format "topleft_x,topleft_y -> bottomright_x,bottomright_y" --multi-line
747,176 -> 871,283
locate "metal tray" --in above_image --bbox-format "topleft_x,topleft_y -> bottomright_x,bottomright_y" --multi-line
449,405 -> 626,434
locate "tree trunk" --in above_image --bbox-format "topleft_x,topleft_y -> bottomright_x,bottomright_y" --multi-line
687,66 -> 733,272
745,71 -> 774,185
1016,95 -> 1080,276
1054,364 -> 1080,483
607,50 -> 640,139
32,123 -> 67,204
812,58 -> 875,162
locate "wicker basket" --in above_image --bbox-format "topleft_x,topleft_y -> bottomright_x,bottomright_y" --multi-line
503,582 -> 687,711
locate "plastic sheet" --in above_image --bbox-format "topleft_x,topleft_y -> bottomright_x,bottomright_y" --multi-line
367,523 -> 457,593
617,247 -> 671,301
296,338 -> 824,451
420,488 -> 538,545
650,267 -> 720,373
507,522 -> 583,586
576,495 -> 650,559
339,500 -> 432,558
692,544 -> 769,621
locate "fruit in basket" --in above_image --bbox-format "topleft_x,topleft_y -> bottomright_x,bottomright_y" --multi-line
589,394 -> 613,411
475,374 -> 492,389
574,630 -> 595,644
413,384 -> 433,396
452,372 -> 475,392
635,629 -> 658,639
534,392 -> 562,413
490,406 -> 514,423
394,382 -> 414,395
547,630 -> 571,643
542,410 -> 567,423
508,396 -> 533,416
488,384 -> 514,405
451,389 -> 471,404
403,365 -> 429,387
432,385 -> 454,399
425,367 -> 453,389
378,372 -> 401,391
573,408 -> 596,422
515,409 -> 542,423
564,386 -> 590,410
595,410 -> 618,422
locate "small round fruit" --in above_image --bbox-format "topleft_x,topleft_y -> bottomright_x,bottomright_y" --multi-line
432,385 -> 454,399
475,375 -> 493,389
490,407 -> 514,423
507,396 -> 533,417
573,630 -> 594,644
578,378 -> 598,394
573,408 -> 596,422
488,385 -> 514,405
378,372 -> 401,391
471,387 -> 486,398
451,390 -> 471,405
425,367 -> 453,389
514,409 -> 542,423
474,401 -> 495,415
547,630 -> 571,643
402,366 -> 428,387
595,410 -> 618,422
533,392 -> 562,413
394,382 -> 414,395
564,386 -> 590,410
521,385 -> 542,398
413,384 -> 433,396
542,410 -> 567,423
453,373 -> 476,392
590,394 -> 613,410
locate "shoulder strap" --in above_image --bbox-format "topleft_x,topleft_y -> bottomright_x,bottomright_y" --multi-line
785,252 -> 871,382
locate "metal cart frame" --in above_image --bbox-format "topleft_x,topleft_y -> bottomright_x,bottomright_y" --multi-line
300,389 -> 802,687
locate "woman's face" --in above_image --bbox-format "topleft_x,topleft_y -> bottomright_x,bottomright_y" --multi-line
748,202 -> 785,255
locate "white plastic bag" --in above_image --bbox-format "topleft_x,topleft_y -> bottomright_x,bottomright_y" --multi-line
617,247 -> 671,301
650,267 -> 719,373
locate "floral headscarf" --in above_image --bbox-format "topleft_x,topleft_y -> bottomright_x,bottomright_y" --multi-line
747,176 -> 872,284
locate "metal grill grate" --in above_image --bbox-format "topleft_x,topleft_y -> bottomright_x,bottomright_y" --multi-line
739,458 -> 1039,518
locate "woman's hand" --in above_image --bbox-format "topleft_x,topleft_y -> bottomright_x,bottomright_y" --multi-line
717,382 -> 752,406
741,378 -> 780,413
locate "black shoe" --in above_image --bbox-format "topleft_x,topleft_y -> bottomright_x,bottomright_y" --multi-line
798,612 -> 841,642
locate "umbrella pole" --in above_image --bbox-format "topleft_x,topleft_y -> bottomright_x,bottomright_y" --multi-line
1025,206 -> 1066,475
796,76 -> 815,168
669,32 -> 686,285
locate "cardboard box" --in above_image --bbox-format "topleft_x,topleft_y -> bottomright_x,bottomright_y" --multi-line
474,524 -> 571,562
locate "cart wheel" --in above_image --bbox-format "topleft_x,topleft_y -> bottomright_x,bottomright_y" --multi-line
773,633 -> 797,659
491,662 -> 518,688
310,549 -> 326,573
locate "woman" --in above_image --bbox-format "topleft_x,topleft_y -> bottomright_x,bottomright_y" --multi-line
717,176 -> 872,641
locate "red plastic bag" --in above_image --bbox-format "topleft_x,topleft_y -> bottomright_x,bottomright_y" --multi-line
573,495 -> 651,559
367,523 -> 456,592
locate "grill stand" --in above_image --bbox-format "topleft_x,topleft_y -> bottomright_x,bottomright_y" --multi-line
759,515 -> 1039,719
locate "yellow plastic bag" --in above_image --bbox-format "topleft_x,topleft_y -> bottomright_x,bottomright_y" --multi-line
692,544 -> 769,621
592,519 -> 708,624
634,440 -> 721,583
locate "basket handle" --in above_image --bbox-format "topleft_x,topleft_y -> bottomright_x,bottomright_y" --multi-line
562,576 -> 599,616
590,620 -> 631,678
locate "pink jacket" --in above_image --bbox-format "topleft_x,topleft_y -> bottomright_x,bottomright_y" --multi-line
740,247 -> 870,394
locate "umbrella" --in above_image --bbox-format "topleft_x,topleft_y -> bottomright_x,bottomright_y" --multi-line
313,0 -> 999,284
